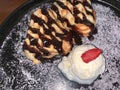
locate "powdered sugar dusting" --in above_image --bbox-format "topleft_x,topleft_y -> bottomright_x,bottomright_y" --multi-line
0,2 -> 120,90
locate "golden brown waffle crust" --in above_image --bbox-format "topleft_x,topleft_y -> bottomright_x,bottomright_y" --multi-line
23,0 -> 97,64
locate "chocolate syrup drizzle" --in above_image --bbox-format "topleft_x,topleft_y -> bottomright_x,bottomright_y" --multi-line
23,0 -> 97,63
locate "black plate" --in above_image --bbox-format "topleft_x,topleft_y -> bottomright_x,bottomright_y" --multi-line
0,0 -> 120,90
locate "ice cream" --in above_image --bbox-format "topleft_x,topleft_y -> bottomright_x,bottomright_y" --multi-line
58,44 -> 105,84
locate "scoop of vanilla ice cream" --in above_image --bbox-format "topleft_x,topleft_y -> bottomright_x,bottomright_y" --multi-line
58,44 -> 105,84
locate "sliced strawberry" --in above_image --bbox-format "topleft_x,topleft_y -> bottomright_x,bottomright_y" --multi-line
81,48 -> 102,63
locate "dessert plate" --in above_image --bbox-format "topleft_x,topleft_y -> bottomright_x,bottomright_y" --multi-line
0,0 -> 120,90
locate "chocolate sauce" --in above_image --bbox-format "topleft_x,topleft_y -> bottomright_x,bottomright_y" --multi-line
38,47 -> 50,56
41,8 -> 69,35
55,1 -> 71,12
30,38 -> 38,46
31,14 -> 45,26
73,7 -> 81,15
83,0 -> 94,16
71,27 -> 83,44
51,4 -> 71,28
24,27 -> 51,55
63,33 -> 73,46
54,1 -> 74,27
82,15 -> 93,27
24,37 -> 50,56
72,0 -> 82,6
23,42 -> 40,54
23,0 -> 97,63
83,0 -> 93,9
29,27 -> 38,33
51,5 -> 63,22
41,8 -> 55,25
30,24 -> 63,53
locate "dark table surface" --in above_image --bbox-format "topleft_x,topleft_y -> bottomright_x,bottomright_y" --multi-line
0,0 -> 27,25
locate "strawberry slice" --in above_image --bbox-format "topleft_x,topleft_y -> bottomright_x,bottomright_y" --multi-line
81,48 -> 102,63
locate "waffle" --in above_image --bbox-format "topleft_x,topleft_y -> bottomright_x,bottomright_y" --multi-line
23,0 -> 97,64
